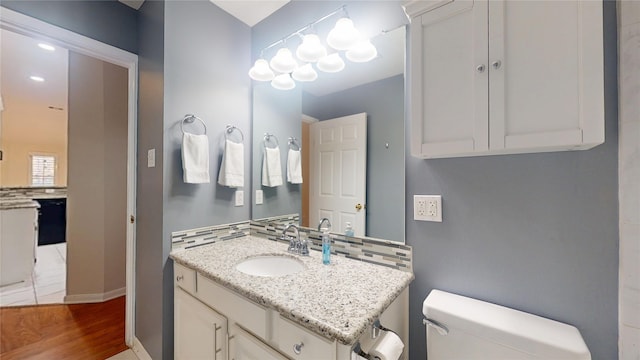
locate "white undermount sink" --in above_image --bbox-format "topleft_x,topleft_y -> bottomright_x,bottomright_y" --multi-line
235,255 -> 305,277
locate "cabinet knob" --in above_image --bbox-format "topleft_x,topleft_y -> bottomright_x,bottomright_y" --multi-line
492,60 -> 502,69
293,341 -> 304,355
476,64 -> 486,73
176,275 -> 184,282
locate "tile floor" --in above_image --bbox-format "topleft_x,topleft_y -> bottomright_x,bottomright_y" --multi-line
0,243 -> 66,306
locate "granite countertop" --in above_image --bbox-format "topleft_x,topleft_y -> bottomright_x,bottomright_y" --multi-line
170,236 -> 414,345
0,199 -> 40,210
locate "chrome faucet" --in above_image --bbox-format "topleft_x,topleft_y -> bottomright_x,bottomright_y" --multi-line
282,224 -> 308,256
318,218 -> 332,232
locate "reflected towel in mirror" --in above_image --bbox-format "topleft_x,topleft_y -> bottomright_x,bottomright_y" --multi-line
262,147 -> 283,187
287,149 -> 303,184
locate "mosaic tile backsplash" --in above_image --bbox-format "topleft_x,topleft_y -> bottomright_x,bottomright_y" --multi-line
0,187 -> 67,199
172,214 -> 412,272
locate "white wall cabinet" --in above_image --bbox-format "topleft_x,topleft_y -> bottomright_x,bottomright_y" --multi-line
174,262 -> 409,360
405,0 -> 604,159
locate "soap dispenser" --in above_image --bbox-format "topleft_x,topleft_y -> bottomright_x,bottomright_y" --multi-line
318,218 -> 332,265
344,222 -> 354,237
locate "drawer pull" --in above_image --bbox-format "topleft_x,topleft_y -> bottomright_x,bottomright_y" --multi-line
176,275 -> 184,282
293,341 -> 304,355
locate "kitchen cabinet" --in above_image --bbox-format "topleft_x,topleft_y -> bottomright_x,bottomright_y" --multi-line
173,261 -> 408,360
405,0 -> 604,159
0,205 -> 38,286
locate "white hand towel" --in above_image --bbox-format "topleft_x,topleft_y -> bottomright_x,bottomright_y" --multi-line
287,148 -> 303,184
262,147 -> 283,187
182,133 -> 210,184
218,139 -> 244,188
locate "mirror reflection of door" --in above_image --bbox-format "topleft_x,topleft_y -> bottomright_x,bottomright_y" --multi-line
309,113 -> 366,236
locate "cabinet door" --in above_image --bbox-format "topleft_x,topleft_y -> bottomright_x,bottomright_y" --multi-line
229,325 -> 288,360
488,1 -> 604,152
409,0 -> 489,158
175,288 -> 228,360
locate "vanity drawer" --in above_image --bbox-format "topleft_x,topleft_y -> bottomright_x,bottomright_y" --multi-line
174,263 -> 196,294
277,316 -> 336,360
197,273 -> 268,340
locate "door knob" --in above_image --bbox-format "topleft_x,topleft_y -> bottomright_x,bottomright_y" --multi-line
355,203 -> 363,211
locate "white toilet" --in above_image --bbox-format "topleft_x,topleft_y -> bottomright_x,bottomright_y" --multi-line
423,290 -> 591,359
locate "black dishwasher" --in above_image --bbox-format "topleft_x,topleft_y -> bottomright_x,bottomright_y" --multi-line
37,198 -> 67,246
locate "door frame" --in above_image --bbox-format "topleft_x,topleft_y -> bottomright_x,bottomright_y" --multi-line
0,7 -> 138,346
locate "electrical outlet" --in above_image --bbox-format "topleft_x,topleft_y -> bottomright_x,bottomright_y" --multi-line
255,190 -> 264,205
414,195 -> 442,222
147,149 -> 155,168
235,190 -> 244,207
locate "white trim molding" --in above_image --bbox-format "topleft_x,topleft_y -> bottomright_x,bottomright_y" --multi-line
64,287 -> 126,304
1,7 -> 138,347
132,337 -> 153,360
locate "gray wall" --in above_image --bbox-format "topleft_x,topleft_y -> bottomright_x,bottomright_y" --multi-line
137,1 -> 252,358
252,84 -> 302,220
406,2 -> 619,359
303,75 -> 405,242
1,0 -> 138,54
136,0 -> 165,359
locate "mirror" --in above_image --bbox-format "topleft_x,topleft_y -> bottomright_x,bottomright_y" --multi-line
251,1 -> 407,243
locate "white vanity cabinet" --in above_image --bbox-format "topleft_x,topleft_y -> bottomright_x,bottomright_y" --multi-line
173,262 -> 409,360
0,205 -> 38,286
405,0 -> 604,159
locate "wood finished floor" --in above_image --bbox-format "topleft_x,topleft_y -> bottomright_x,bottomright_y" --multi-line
0,296 -> 128,360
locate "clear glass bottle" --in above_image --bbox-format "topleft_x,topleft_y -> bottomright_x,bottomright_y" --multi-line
344,222 -> 354,237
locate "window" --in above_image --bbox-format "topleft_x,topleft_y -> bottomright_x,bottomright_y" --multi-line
31,155 -> 56,186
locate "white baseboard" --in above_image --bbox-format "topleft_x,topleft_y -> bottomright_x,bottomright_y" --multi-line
132,337 -> 152,360
64,287 -> 126,304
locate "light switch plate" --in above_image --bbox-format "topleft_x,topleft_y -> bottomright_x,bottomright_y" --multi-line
235,190 -> 244,207
414,195 -> 442,222
255,190 -> 264,205
147,149 -> 155,168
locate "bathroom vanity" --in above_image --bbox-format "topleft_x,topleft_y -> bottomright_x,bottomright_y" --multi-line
171,235 -> 413,359
0,200 -> 39,286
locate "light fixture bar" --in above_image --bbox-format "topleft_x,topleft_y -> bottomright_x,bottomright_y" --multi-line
258,5 -> 346,55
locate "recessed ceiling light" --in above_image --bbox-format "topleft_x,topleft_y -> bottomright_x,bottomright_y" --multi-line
30,76 -> 45,82
38,43 -> 55,51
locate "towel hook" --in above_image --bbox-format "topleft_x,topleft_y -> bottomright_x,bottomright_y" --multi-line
288,137 -> 301,151
264,133 -> 279,149
225,125 -> 244,143
181,114 -> 207,135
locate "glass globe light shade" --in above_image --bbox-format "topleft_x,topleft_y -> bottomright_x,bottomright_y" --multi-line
317,53 -> 345,73
292,64 -> 318,82
248,59 -> 275,81
296,34 -> 327,63
326,18 -> 360,50
346,40 -> 377,63
271,73 -> 296,90
269,48 -> 297,74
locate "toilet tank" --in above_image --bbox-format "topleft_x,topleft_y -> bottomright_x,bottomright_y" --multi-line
423,290 -> 591,360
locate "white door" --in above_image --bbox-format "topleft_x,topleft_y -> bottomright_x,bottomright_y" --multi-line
410,0 -> 488,158
488,0 -> 604,150
309,113 -> 366,236
175,288 -> 228,360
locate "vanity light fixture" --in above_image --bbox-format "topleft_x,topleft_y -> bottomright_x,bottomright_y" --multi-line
38,43 -> 55,51
292,63 -> 318,82
271,73 -> 296,90
326,17 -> 360,51
346,39 -> 377,63
30,75 -> 45,82
296,34 -> 326,63
317,53 -> 345,73
250,5 -> 376,90
270,48 -> 297,74
249,59 -> 275,81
